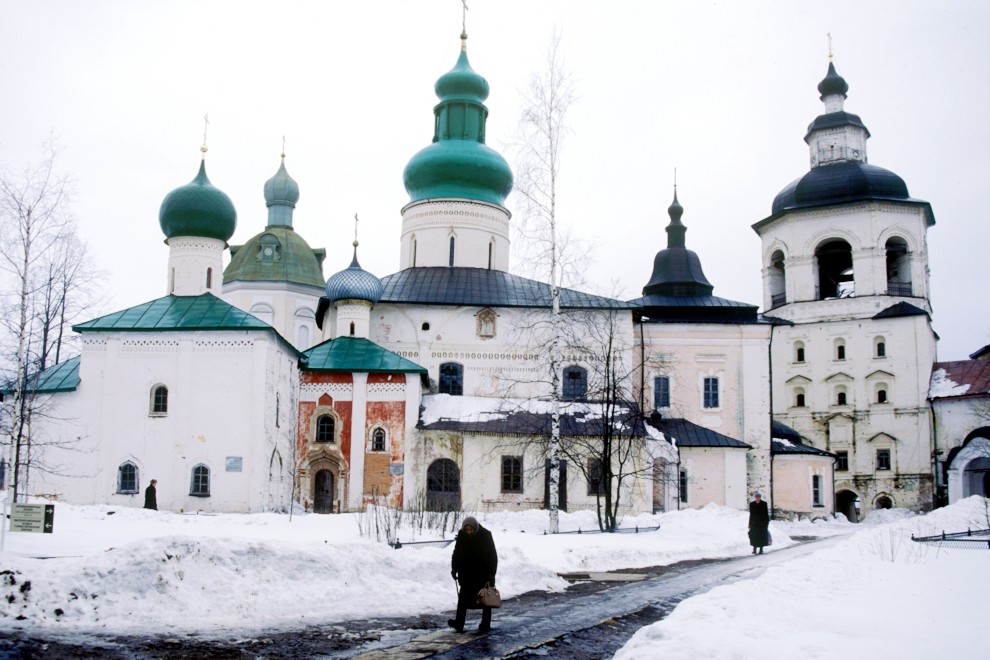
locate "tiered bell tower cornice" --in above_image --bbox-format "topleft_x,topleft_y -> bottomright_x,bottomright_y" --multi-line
805,62 -> 870,168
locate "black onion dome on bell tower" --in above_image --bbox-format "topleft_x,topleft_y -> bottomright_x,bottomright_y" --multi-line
817,61 -> 849,98
642,190 -> 714,297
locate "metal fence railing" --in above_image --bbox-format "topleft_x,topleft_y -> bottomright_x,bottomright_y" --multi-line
545,524 -> 661,536
911,528 -> 990,550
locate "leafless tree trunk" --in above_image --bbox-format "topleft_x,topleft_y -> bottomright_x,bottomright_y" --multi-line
0,141 -> 98,502
512,30 -> 577,534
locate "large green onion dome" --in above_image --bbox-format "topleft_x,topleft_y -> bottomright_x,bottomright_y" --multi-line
403,38 -> 513,207
159,159 -> 237,242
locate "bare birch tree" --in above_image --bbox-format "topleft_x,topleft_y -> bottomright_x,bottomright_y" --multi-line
511,29 -> 578,534
0,141 -> 100,501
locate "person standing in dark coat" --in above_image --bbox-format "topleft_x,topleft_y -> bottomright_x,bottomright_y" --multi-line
144,479 -> 158,510
448,516 -> 498,633
748,491 -> 769,554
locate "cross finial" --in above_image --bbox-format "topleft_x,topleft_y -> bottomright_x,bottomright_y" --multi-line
827,33 -> 833,62
461,0 -> 469,51
353,213 -> 360,247
673,166 -> 678,191
201,113 -> 210,158
281,135 -> 286,159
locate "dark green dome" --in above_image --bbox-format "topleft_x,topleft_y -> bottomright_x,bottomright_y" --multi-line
159,160 -> 237,241
403,45 -> 512,207
223,226 -> 325,289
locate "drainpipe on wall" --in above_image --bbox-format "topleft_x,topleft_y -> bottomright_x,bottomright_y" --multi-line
767,323 -> 775,518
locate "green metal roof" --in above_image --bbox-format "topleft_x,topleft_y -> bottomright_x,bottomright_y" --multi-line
302,337 -> 427,378
74,294 -> 274,332
224,227 -> 326,289
1,355 -> 82,395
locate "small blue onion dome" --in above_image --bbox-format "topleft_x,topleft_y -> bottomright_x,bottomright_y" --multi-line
325,243 -> 384,304
403,39 -> 513,207
264,156 -> 300,209
159,160 -> 237,242
818,62 -> 849,99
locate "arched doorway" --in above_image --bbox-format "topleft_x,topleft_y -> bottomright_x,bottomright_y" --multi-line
946,432 -> 990,503
835,489 -> 860,523
314,469 -> 335,514
874,495 -> 893,509
426,459 -> 460,511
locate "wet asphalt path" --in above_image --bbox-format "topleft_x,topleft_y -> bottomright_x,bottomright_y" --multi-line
0,535 -> 843,659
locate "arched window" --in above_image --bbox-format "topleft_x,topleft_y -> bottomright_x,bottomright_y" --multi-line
426,459 -> 460,511
836,387 -> 848,406
421,322 -> 430,331
250,303 -> 274,326
488,241 -> 494,270
190,464 -> 210,496
885,237 -> 912,296
875,337 -> 887,358
372,428 -> 386,452
206,267 -> 213,289
794,388 -> 806,408
876,388 -> 888,404
316,415 -> 336,443
117,462 -> 139,494
448,236 -> 455,267
411,235 -> 417,268
769,250 -> 786,308
297,324 -> 311,349
439,363 -> 464,396
835,338 -> 846,361
562,366 -> 588,400
349,321 -> 356,336
816,239 -> 854,299
794,341 -> 805,363
150,385 -> 168,414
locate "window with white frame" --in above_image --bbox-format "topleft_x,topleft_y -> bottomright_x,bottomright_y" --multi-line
371,427 -> 386,452
703,377 -> 720,409
117,462 -> 139,494
812,474 -> 823,506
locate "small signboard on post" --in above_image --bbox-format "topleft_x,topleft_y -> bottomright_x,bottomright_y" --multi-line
10,503 -> 55,533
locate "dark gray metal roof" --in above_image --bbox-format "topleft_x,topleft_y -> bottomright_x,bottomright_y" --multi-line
872,302 -> 930,320
649,418 -> 751,449
771,439 -> 835,457
380,267 -> 630,310
630,293 -> 760,323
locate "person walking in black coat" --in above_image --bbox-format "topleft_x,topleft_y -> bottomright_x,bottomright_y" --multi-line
448,516 -> 498,633
144,479 -> 158,510
748,491 -> 769,554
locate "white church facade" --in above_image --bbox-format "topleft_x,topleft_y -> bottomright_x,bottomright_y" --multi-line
6,33 -> 986,521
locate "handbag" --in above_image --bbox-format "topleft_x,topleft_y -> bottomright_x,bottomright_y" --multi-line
477,582 -> 501,608
767,531 -> 773,546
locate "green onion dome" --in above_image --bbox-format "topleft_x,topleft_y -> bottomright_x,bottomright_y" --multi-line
403,44 -> 513,207
159,160 -> 237,242
263,157 -> 300,210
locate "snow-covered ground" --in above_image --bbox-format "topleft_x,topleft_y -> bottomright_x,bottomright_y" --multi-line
1,496 -> 988,659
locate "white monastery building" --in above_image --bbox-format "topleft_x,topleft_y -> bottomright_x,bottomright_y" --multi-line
6,32 -> 988,522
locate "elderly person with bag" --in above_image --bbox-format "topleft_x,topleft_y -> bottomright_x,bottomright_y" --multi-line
748,491 -> 770,554
448,516 -> 498,633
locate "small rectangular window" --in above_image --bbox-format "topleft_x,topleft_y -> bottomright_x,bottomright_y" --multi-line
679,469 -> 689,504
836,451 -> 849,472
812,475 -> 823,506
501,456 -> 523,493
587,458 -> 605,496
703,377 -> 719,409
654,376 -> 670,408
876,449 -> 891,471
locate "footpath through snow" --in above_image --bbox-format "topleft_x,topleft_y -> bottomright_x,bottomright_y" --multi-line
1,497 -> 988,658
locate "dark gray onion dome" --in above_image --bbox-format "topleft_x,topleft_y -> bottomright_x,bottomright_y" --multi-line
771,161 -> 910,215
818,62 -> 849,99
643,190 -> 714,297
325,244 -> 384,304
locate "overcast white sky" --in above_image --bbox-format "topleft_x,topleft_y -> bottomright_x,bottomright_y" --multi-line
1,0 -> 987,361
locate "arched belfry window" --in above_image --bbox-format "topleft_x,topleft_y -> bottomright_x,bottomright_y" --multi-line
769,250 -> 786,308
816,239 -> 854,299
885,237 -> 912,296
349,322 -> 356,336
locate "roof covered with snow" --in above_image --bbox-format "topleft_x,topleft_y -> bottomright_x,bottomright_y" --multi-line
418,394 -> 647,437
930,360 -> 990,399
